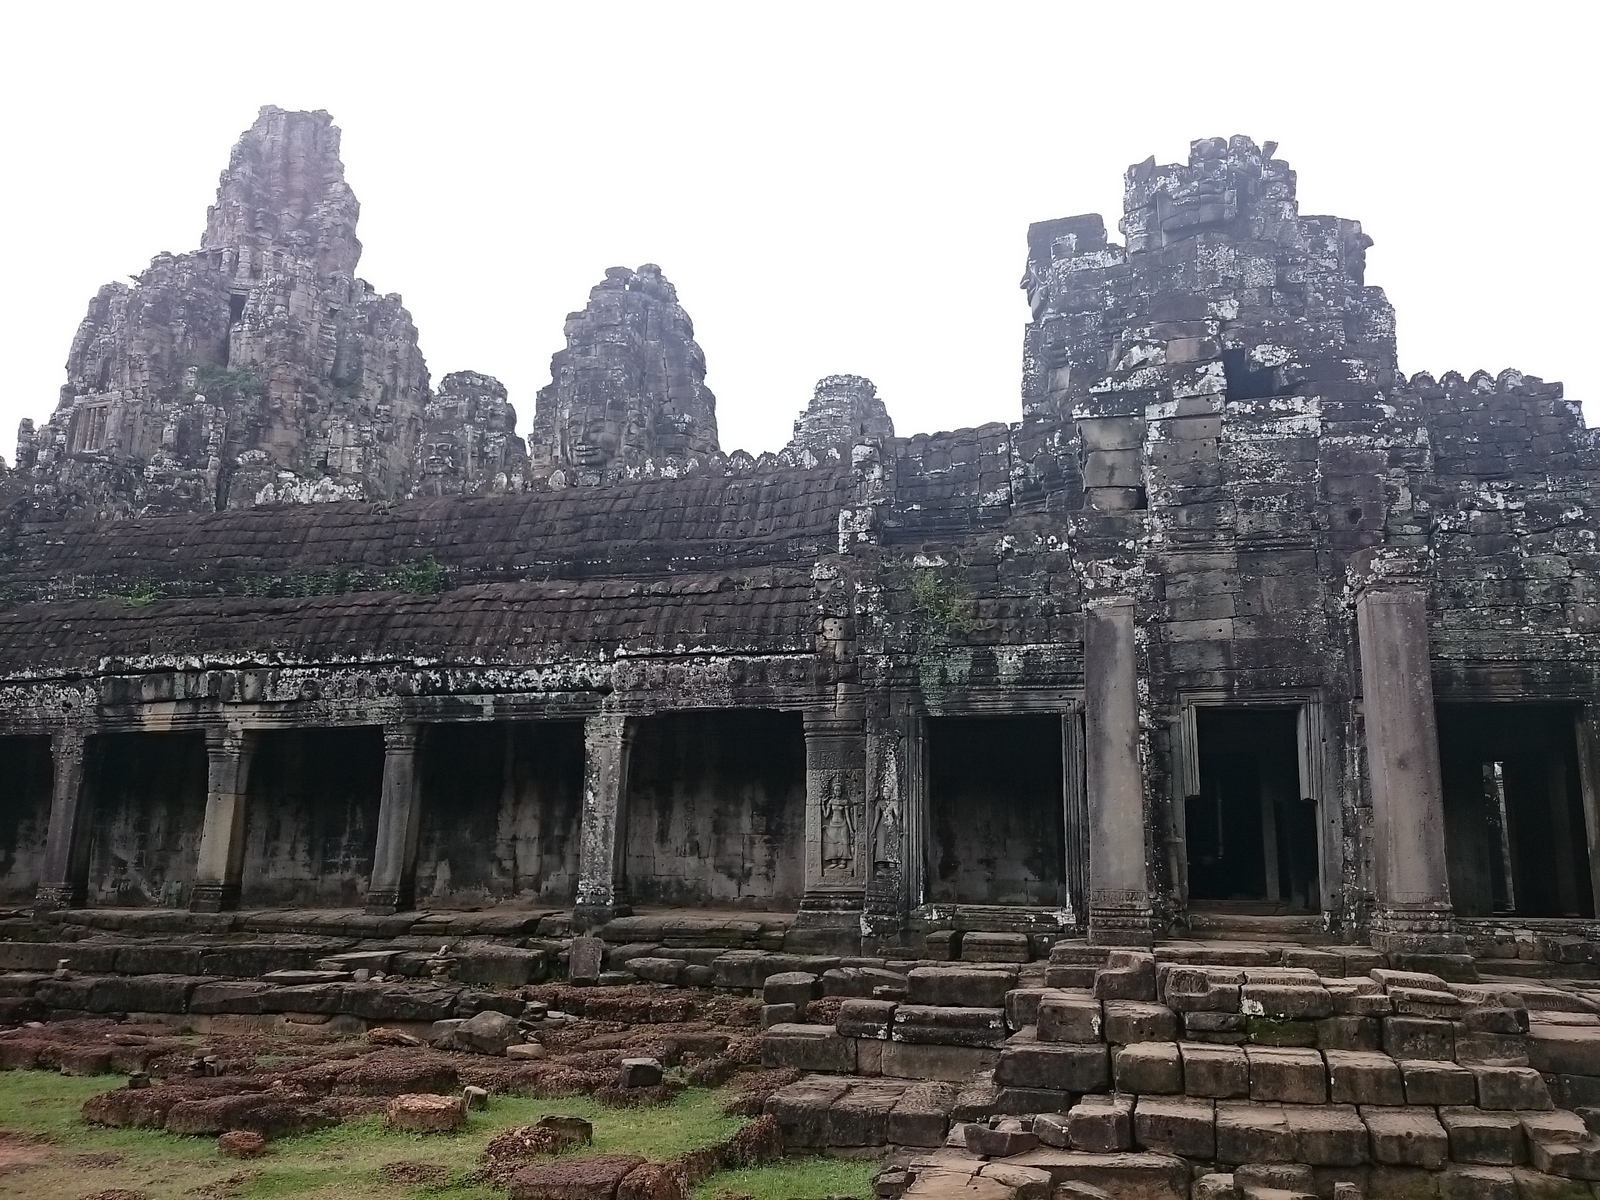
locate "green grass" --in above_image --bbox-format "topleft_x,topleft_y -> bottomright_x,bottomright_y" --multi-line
0,1070 -> 874,1200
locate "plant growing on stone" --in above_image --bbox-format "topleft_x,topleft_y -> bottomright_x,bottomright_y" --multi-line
906,567 -> 973,644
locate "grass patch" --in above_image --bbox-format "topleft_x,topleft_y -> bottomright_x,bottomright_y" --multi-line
0,1070 -> 871,1200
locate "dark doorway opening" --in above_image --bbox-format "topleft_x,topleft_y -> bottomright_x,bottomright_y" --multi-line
84,731 -> 208,907
1439,704 -> 1593,918
928,715 -> 1065,906
415,721 -> 584,908
239,727 -> 384,907
0,736 -> 53,904
624,710 -> 805,909
1186,708 -> 1318,911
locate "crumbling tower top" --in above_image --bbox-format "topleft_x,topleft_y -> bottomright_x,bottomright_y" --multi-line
200,105 -> 362,284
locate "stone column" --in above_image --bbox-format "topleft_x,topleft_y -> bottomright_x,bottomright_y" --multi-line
1355,585 -> 1458,950
365,725 -> 423,915
190,728 -> 256,913
35,729 -> 93,913
574,713 -> 633,929
795,709 -> 869,945
1084,598 -> 1153,945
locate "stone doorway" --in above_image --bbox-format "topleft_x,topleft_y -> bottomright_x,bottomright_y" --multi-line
1439,703 -> 1594,918
1185,708 -> 1319,912
0,736 -> 53,905
623,710 -> 806,909
926,715 -> 1066,906
238,727 -> 384,908
414,721 -> 584,907
81,731 -> 208,908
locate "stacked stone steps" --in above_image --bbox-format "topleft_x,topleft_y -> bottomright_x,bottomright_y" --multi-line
765,951 -> 1600,1199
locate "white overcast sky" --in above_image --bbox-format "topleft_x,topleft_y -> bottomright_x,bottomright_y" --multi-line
0,3 -> 1595,462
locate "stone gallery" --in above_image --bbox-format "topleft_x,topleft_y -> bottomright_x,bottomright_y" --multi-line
0,105 -> 1596,963
12,107 -> 1600,1200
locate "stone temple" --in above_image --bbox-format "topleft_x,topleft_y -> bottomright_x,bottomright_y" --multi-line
2,107 -> 1598,955
12,107 -> 1600,1197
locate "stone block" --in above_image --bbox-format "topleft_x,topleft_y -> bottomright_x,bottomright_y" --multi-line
1185,1011 -> 1247,1042
1038,992 -> 1103,1044
953,1079 -> 1001,1122
1094,951 -> 1157,1002
1115,1042 -> 1182,1094
763,1076 -> 851,1148
710,950 -> 767,990
617,1058 -> 663,1088
1366,1166 -> 1442,1200
888,1081 -> 956,1147
1384,1017 -> 1455,1060
964,933 -> 1032,964
924,930 -> 961,961
1246,1017 -> 1320,1047
1517,1109 -> 1589,1147
1364,1107 -> 1449,1169
978,1162 -> 1055,1199
838,998 -> 897,1039
1103,1000 -> 1178,1044
761,1023 -> 856,1072
1401,1059 -> 1477,1107
1462,1005 -> 1528,1036
966,1120 -> 1040,1157
89,974 -> 200,1014
880,1041 -> 998,1081
1336,992 -> 1395,1018
1068,1094 -> 1134,1152
1246,1046 -> 1326,1104
826,1082 -> 902,1147
906,967 -> 1016,1009
1164,967 -> 1242,1013
760,1003 -> 797,1029
1181,1042 -> 1249,1098
1440,1167 -> 1517,1200
763,971 -> 820,1006
568,936 -> 604,984
1372,968 -> 1452,992
893,1005 -> 1009,1049
997,1039 -> 1111,1092
1006,988 -> 1054,1031
1033,1111 -> 1072,1148
1215,1101 -> 1297,1163
1526,1136 -> 1600,1182
1327,1050 -> 1406,1106
1242,984 -> 1333,1020
1135,1096 -> 1215,1158
1286,1102 -> 1369,1166
1526,1026 -> 1600,1077
1439,1107 -> 1526,1165
1470,1065 -> 1551,1111
992,1087 -> 1072,1117
458,947 -> 545,987
1000,1147 -> 1190,1200
1318,1016 -> 1383,1052
1390,987 -> 1465,1020
189,981 -> 274,1015
1453,1032 -> 1530,1067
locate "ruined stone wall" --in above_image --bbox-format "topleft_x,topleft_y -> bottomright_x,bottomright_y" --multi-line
0,736 -> 52,905
623,711 -> 807,908
413,721 -> 583,906
409,371 -> 528,498
238,728 -> 384,907
83,732 -> 207,907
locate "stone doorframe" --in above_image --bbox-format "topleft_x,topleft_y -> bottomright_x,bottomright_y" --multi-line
1170,689 -> 1338,919
903,689 -> 1088,928
1437,685 -> 1600,923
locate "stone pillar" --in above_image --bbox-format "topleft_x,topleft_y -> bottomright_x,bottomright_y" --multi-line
366,725 -> 423,915
1355,585 -> 1458,950
574,712 -> 633,929
190,728 -> 256,913
795,709 -> 869,946
35,729 -> 93,913
1084,598 -> 1153,945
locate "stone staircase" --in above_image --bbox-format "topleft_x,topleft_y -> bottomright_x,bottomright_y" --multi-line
759,941 -> 1600,1200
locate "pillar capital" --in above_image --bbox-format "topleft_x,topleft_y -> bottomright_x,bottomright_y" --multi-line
382,724 -> 421,753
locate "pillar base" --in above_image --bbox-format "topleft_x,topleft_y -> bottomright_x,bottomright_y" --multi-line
188,882 -> 239,914
33,882 -> 83,915
1088,894 -> 1155,947
572,901 -> 630,931
1371,901 -> 1463,955
364,887 -> 414,917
